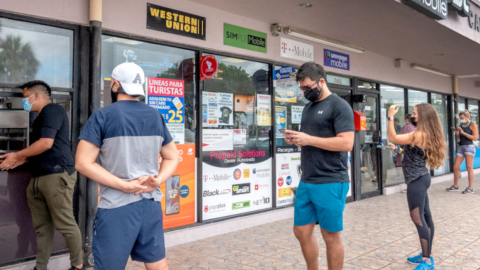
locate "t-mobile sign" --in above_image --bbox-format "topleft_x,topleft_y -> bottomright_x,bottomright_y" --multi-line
324,49 -> 350,71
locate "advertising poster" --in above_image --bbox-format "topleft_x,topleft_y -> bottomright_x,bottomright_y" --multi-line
291,106 -> 304,124
257,94 -> 271,126
275,107 -> 287,138
203,92 -> 234,126
233,129 -> 247,145
159,144 -> 196,229
202,147 -> 272,220
202,129 -> 234,151
275,148 -> 302,207
146,77 -> 185,144
274,66 -> 297,101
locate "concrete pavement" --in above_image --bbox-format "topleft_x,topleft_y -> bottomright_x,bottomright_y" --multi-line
126,175 -> 480,270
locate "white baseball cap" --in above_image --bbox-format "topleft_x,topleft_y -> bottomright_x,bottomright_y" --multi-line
111,62 -> 145,96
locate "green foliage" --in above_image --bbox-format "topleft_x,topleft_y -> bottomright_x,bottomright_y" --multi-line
0,30 -> 40,84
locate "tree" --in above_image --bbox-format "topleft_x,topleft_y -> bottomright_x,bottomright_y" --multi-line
0,34 -> 39,84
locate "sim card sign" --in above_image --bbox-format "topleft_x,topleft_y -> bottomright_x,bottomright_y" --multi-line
172,97 -> 183,110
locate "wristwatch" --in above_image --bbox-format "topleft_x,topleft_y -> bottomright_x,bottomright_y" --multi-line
387,117 -> 394,121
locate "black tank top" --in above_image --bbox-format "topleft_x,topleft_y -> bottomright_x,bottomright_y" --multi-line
459,121 -> 474,146
402,145 -> 429,185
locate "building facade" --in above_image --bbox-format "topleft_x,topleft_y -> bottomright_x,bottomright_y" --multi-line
0,0 -> 479,267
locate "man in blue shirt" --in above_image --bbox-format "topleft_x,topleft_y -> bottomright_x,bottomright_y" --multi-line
285,62 -> 354,270
75,62 -> 179,270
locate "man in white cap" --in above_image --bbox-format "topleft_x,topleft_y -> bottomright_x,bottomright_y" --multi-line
75,62 -> 179,270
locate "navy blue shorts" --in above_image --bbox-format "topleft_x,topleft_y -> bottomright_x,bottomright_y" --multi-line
93,199 -> 166,270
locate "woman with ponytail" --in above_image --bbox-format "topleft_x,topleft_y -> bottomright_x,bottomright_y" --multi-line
447,110 -> 478,194
387,103 -> 447,270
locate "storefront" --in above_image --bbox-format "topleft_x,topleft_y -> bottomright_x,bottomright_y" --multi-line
2,0 -> 480,267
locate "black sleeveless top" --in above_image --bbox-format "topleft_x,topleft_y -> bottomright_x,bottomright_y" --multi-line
459,121 -> 474,146
402,145 -> 429,185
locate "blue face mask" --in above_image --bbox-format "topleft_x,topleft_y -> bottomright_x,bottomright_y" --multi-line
460,119 -> 467,123
22,94 -> 35,112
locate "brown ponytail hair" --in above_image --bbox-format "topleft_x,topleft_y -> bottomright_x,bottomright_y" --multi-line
412,103 -> 447,169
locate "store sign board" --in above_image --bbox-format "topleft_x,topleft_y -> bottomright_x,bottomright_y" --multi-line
146,77 -> 185,144
324,49 -> 350,71
326,74 -> 351,87
280,37 -> 314,62
147,3 -> 206,40
202,147 -> 272,220
402,0 -> 470,20
224,23 -> 267,53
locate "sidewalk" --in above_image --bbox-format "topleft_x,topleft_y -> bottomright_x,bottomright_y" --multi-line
127,175 -> 480,270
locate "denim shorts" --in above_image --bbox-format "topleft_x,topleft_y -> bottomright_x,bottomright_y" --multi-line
457,144 -> 476,157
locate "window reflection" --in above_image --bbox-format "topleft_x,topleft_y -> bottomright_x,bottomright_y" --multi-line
101,36 -> 196,144
0,18 -> 73,88
381,85 -> 406,186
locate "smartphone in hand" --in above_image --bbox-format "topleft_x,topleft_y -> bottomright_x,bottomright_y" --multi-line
279,128 -> 293,139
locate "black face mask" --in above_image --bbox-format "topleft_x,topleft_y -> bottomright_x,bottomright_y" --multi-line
304,85 -> 323,102
410,117 -> 417,127
110,84 -> 126,103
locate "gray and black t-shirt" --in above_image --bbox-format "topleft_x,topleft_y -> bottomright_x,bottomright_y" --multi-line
79,101 -> 173,209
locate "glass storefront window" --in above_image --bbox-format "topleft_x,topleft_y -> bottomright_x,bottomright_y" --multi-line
273,65 -> 305,207
0,18 -> 74,88
101,35 -> 196,144
202,55 -> 272,220
468,99 -> 479,125
380,85 -> 406,186
408,89 -> 428,113
432,93 -> 450,175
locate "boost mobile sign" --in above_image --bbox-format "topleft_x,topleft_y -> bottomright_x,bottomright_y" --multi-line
403,0 -> 471,20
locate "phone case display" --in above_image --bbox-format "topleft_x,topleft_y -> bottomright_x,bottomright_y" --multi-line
146,77 -> 185,144
166,176 -> 180,215
159,144 -> 196,229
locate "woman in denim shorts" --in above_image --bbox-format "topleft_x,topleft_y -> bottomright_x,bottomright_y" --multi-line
447,110 -> 478,194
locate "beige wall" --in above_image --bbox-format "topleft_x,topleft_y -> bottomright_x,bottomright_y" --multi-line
0,0 -> 89,25
0,0 -> 478,97
459,77 -> 480,99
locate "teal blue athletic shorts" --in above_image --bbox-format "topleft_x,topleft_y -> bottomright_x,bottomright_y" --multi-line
294,181 -> 349,232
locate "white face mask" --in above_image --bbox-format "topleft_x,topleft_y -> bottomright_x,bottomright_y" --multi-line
460,119 -> 467,123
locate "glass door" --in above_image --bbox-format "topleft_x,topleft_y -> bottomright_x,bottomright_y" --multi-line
358,94 -> 382,198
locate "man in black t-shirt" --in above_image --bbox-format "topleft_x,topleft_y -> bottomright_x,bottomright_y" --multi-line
284,62 -> 354,270
0,81 -> 83,270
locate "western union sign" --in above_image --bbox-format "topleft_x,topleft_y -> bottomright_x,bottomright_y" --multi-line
147,3 -> 206,40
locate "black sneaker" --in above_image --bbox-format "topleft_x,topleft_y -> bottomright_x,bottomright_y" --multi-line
68,267 -> 85,270
462,188 -> 474,194
446,185 -> 459,191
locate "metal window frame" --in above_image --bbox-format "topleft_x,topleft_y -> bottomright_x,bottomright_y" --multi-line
0,11 -> 87,268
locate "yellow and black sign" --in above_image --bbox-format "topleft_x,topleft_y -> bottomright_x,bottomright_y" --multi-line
147,3 -> 206,40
